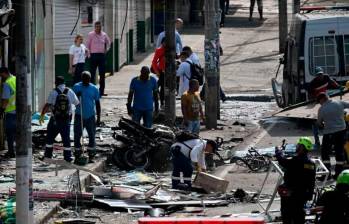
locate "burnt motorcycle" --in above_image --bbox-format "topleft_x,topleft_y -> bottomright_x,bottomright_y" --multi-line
111,117 -> 175,171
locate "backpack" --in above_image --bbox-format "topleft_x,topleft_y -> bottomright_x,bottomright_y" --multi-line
53,88 -> 70,120
184,61 -> 204,86
175,131 -> 200,143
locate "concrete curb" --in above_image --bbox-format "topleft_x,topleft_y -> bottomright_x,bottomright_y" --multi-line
36,160 -> 106,224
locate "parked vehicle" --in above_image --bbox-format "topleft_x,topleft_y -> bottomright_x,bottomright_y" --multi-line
272,6 -> 349,107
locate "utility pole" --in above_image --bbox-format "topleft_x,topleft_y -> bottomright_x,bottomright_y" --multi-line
15,0 -> 33,223
164,0 -> 176,126
204,0 -> 220,129
293,0 -> 300,14
278,0 -> 288,53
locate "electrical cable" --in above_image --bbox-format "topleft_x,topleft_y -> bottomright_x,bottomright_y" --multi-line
70,0 -> 81,35
120,0 -> 128,43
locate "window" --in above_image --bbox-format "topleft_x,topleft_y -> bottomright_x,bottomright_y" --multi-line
344,36 -> 349,76
309,36 -> 337,76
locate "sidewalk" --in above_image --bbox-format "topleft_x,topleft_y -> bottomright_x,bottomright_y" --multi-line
104,0 -> 282,98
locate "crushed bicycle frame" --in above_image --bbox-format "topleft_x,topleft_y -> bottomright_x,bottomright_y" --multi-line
257,158 -> 329,221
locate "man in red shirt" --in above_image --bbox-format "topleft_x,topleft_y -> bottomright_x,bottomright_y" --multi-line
309,67 -> 340,99
151,37 -> 166,106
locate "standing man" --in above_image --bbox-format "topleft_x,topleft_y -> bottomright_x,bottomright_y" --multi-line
127,66 -> 159,128
73,71 -> 101,164
151,37 -> 166,107
0,67 -> 16,158
317,92 -> 349,178
181,79 -> 204,134
86,21 -> 111,97
156,18 -> 183,57
220,0 -> 226,27
249,0 -> 263,21
308,67 -> 340,149
40,76 -> 79,162
275,137 -> 316,224
176,51 -> 192,96
170,139 -> 217,190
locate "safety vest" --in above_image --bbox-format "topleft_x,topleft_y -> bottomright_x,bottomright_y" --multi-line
4,75 -> 16,113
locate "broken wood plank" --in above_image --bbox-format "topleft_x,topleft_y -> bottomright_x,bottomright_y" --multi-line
193,172 -> 229,193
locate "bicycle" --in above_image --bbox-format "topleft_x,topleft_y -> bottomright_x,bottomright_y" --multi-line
230,147 -> 272,172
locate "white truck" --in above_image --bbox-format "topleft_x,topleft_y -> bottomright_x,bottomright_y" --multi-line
273,6 -> 349,107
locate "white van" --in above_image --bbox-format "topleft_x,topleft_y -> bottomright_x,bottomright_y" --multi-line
274,6 -> 349,107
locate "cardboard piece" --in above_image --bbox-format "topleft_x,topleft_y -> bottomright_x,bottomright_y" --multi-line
193,172 -> 229,193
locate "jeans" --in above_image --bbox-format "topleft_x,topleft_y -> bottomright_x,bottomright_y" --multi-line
90,53 -> 106,96
73,63 -> 85,84
186,120 -> 200,134
321,130 -> 346,176
74,115 -> 96,154
132,109 -> 153,128
44,117 -> 71,160
5,113 -> 16,154
171,147 -> 193,189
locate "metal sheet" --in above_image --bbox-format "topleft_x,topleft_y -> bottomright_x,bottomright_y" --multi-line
94,198 -> 152,209
150,200 -> 228,206
273,92 -> 349,119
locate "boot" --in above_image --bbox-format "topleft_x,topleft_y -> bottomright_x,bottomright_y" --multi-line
88,150 -> 96,163
73,149 -> 82,165
42,147 -> 53,160
63,150 -> 73,163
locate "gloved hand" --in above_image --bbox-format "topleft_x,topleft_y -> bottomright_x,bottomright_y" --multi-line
126,103 -> 132,116
0,108 -> 4,119
96,115 -> 101,127
39,114 -> 45,125
275,147 -> 283,157
154,102 -> 159,114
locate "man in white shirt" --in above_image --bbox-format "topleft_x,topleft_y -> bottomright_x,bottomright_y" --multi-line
40,76 -> 79,162
170,138 -> 217,190
182,46 -> 201,66
176,51 -> 192,96
156,18 -> 183,56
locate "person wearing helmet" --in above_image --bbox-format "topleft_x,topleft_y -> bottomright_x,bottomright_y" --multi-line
170,138 -> 217,190
275,137 -> 316,224
315,170 -> 349,223
317,92 -> 349,178
309,67 -> 340,99
308,67 -> 341,149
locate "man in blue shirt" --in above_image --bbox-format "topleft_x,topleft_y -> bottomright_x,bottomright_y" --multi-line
127,66 -> 159,128
156,18 -> 183,56
73,71 -> 101,163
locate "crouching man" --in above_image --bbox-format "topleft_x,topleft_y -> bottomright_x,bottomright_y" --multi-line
170,138 -> 217,190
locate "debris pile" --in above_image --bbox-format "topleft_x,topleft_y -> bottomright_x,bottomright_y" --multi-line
111,118 -> 175,171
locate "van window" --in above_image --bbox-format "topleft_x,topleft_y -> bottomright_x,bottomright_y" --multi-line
309,36 -> 337,76
344,36 -> 349,76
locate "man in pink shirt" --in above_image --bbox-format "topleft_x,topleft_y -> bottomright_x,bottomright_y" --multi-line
86,21 -> 111,97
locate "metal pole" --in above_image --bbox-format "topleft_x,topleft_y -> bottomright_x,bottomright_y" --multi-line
164,0 -> 176,126
293,0 -> 300,14
204,0 -> 220,129
15,0 -> 33,223
278,0 -> 288,53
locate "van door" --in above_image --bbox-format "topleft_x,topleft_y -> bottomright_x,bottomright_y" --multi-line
304,17 -> 340,83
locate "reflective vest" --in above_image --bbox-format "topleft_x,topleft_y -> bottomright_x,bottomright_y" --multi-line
4,75 -> 16,113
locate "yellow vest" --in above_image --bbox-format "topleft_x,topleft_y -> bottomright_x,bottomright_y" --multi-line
4,75 -> 16,113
